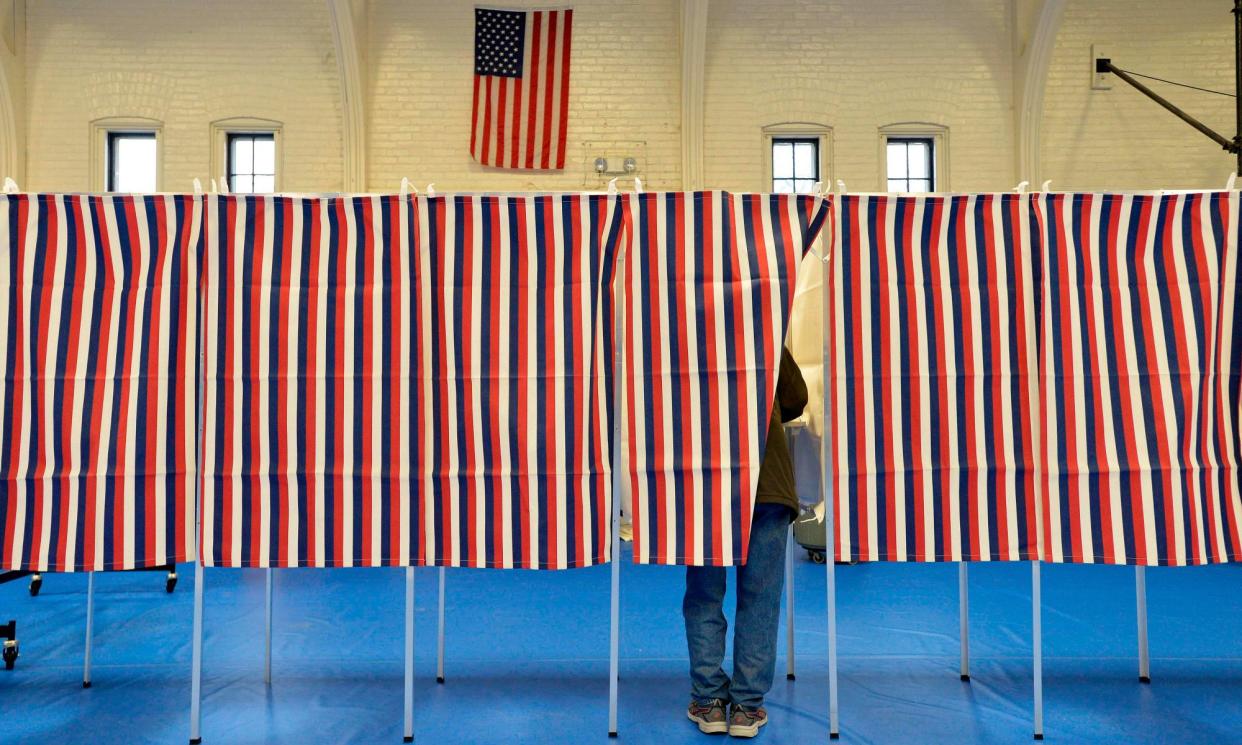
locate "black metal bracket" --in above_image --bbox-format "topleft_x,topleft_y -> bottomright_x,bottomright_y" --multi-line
1094,1 -> 1242,173
1095,57 -> 1237,154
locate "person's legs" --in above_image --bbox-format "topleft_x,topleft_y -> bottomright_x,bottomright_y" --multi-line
730,503 -> 792,711
683,565 -> 730,703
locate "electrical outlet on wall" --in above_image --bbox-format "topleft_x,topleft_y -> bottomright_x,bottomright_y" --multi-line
1091,44 -> 1113,91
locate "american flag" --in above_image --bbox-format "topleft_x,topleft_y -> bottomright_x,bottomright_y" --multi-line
471,6 -> 573,170
0,194 -> 202,572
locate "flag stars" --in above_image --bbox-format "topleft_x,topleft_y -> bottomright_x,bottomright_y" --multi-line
474,7 -> 526,78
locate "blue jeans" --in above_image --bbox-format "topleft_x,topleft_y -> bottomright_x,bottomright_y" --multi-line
683,502 -> 792,710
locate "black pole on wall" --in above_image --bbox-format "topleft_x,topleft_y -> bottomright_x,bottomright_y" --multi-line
1233,0 -> 1241,174
1094,1 -> 1242,171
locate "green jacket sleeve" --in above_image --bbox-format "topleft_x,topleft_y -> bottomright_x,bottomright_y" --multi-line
776,347 -> 807,423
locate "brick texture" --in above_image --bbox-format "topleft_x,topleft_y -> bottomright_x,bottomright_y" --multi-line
25,0 -> 343,192
1041,0 -> 1236,190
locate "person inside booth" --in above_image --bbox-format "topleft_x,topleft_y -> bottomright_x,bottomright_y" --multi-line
683,347 -> 807,738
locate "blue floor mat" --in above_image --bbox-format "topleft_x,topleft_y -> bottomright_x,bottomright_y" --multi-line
2,547 -> 1240,744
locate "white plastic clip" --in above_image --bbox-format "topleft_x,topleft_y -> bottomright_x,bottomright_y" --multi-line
634,176 -> 644,194
1014,181 -> 1029,193
220,177 -> 230,195
1041,179 -> 1053,192
1227,172 -> 1238,191
3,177 -> 19,194
607,177 -> 619,195
836,179 -> 847,193
193,178 -> 203,195
210,179 -> 218,194
400,177 -> 413,197
426,183 -> 436,197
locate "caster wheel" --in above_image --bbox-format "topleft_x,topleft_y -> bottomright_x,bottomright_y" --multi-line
166,572 -> 178,594
3,641 -> 17,670
808,550 -> 826,565
29,575 -> 41,597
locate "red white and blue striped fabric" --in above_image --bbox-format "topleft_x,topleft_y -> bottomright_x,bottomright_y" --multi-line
0,194 -> 202,572
622,191 -> 829,566
829,194 -> 1042,563
413,194 -> 623,568
200,194 -> 416,568
1039,192 -> 1242,565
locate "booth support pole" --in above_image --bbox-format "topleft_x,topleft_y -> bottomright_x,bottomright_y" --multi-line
820,209 -> 839,740
608,486 -> 621,737
785,524 -> 796,680
1032,561 -> 1043,741
83,571 -> 95,688
190,561 -> 204,744
264,569 -> 273,685
959,563 -> 970,681
404,567 -> 415,743
608,238 -> 625,739
436,568 -> 445,684
1136,565 -> 1150,683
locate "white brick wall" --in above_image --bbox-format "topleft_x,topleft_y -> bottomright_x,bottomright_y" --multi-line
703,0 -> 1016,192
25,0 -> 344,192
367,0 -> 682,192
13,0 -> 1240,194
1041,0 -> 1236,190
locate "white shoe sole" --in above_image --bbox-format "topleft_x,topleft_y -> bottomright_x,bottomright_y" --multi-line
687,710 -> 728,735
728,717 -> 767,738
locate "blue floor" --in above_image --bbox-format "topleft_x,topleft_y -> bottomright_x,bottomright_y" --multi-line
2,546 -> 1241,744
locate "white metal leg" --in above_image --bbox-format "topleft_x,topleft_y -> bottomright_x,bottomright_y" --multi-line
959,562 -> 970,681
785,524 -> 796,680
83,571 -> 95,688
1136,565 -> 1150,683
264,568 -> 273,685
190,561 -> 204,744
404,567 -> 415,743
1032,561 -> 1043,741
607,247 -> 625,738
819,233 -> 839,740
608,492 -> 622,737
436,567 -> 446,684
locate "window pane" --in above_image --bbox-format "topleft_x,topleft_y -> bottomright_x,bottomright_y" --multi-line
793,179 -> 817,194
111,135 -> 157,192
772,143 -> 794,179
886,142 -> 907,179
908,142 -> 930,178
231,136 -> 253,176
908,178 -> 932,193
887,178 -> 907,193
794,142 -> 816,179
253,137 -> 275,174
232,175 -> 254,194
253,175 -> 275,194
773,178 -> 794,194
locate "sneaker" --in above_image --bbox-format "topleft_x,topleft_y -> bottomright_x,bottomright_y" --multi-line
728,704 -> 768,738
686,698 -> 728,735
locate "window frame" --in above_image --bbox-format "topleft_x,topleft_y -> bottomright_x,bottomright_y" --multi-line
761,122 -> 832,195
226,132 -> 278,195
90,117 -> 163,192
878,122 -> 948,193
210,117 -> 283,193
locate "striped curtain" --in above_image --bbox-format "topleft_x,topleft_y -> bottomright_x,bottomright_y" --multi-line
200,195 -> 416,568
413,194 -> 623,568
622,191 -> 829,566
830,194 -> 1042,563
0,194 -> 202,572
1040,192 -> 1242,565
